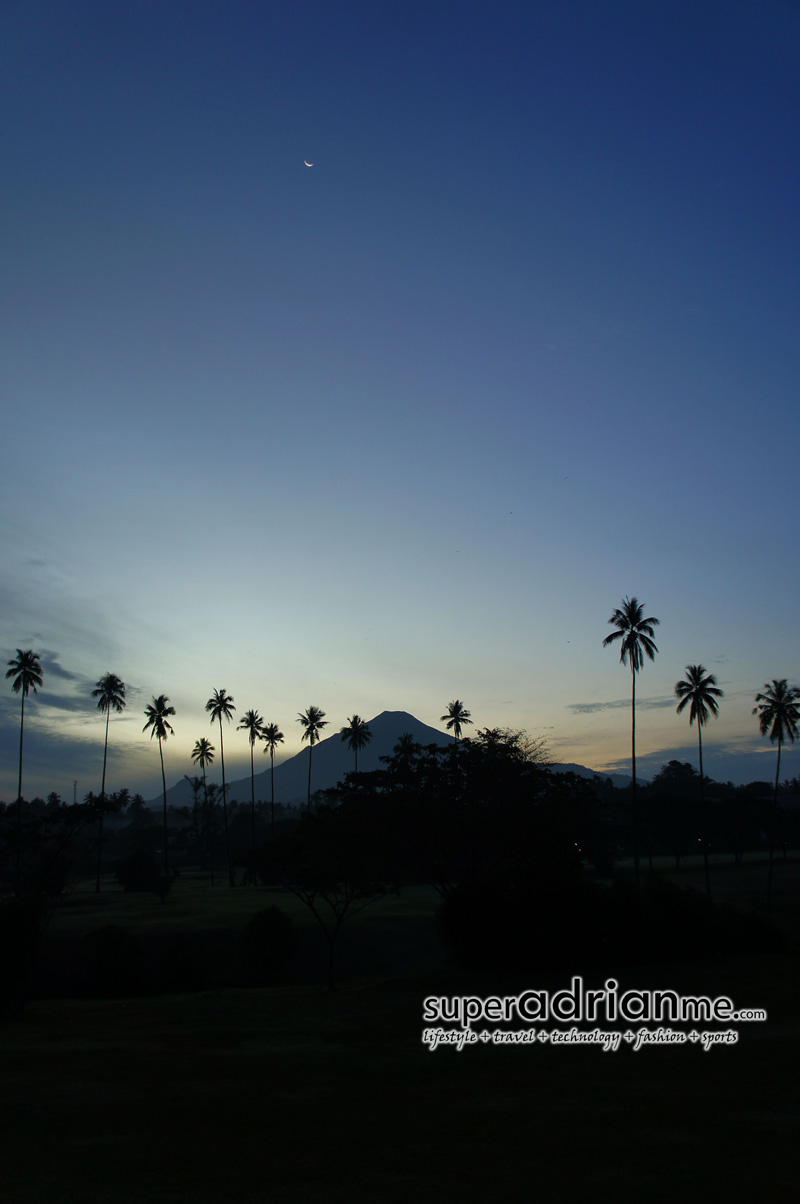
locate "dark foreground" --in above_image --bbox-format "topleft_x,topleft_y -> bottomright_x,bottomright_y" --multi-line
2,954 -> 798,1203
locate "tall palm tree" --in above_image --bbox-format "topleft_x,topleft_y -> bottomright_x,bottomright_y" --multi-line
6,649 -> 43,891
753,679 -> 800,905
206,688 -> 236,886
340,714 -> 372,775
261,722 -> 284,836
603,596 -> 660,886
191,737 -> 215,884
297,706 -> 328,810
91,672 -> 127,893
441,700 -> 472,743
675,665 -> 723,897
142,695 -> 176,878
238,709 -> 265,852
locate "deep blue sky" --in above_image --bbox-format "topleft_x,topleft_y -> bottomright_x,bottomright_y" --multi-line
2,0 -> 800,799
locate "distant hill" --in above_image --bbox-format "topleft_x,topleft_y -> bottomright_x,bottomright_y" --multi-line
148,710 -> 635,810
547,762 -> 636,790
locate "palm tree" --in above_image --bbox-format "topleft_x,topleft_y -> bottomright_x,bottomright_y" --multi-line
191,737 -> 215,884
441,700 -> 473,743
603,596 -> 660,886
675,665 -> 723,896
297,706 -> 328,809
753,679 -> 800,905
261,722 -> 284,836
91,672 -> 127,893
238,709 -> 265,852
205,689 -> 236,886
142,695 -> 176,878
340,714 -> 372,776
6,649 -> 43,891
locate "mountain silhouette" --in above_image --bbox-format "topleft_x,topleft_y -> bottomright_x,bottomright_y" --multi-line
151,710 -> 454,810
148,710 -> 635,809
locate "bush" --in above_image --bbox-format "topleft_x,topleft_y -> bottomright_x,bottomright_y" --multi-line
84,925 -> 144,997
243,906 -> 299,978
0,894 -> 48,1017
114,849 -> 161,893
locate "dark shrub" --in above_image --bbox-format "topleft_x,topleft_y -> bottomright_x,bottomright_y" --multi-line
243,906 -> 299,978
712,904 -> 785,956
84,926 -> 144,997
114,849 -> 161,893
0,894 -> 47,1017
437,879 -> 604,973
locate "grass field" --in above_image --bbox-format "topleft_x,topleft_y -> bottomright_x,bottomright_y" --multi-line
2,860 -> 799,1203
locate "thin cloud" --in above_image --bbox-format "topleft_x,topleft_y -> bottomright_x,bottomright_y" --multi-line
568,694 -> 675,715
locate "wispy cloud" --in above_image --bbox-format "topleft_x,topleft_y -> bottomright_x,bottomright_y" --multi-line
567,695 -> 675,715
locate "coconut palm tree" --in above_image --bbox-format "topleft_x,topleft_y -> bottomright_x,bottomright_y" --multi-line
6,648 -> 43,891
753,679 -> 800,905
205,689 -> 236,886
142,695 -> 176,878
441,700 -> 472,743
603,596 -> 660,886
675,665 -> 723,897
297,706 -> 328,810
191,737 -> 215,884
91,672 -> 127,893
238,709 -> 265,852
261,722 -> 284,836
340,714 -> 372,776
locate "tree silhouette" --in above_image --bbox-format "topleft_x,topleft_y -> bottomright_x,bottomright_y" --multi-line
753,679 -> 800,905
340,714 -> 372,775
238,709 -> 265,852
297,706 -> 328,810
675,665 -> 723,897
6,649 -> 43,892
142,695 -> 176,878
602,596 -> 659,886
191,737 -> 215,884
91,672 -> 126,893
205,689 -> 236,886
261,722 -> 284,836
441,700 -> 473,743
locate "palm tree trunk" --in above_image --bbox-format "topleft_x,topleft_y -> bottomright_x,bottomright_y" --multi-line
307,743 -> 313,811
631,664 -> 639,887
270,752 -> 275,838
767,738 -> 781,907
159,737 -> 169,879
96,708 -> 111,893
698,724 -> 710,897
250,742 -> 256,853
15,692 -> 25,893
218,718 -> 233,886
203,765 -> 215,886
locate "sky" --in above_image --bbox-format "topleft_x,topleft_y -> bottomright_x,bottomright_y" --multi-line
2,0 -> 800,802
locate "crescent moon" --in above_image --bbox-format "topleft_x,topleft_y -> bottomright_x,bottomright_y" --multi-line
304,160 -> 314,166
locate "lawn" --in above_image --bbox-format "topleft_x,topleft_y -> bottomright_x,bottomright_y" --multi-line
1,865 -> 798,1203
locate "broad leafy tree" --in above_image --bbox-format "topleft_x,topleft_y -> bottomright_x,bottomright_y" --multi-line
205,688 -> 236,885
441,700 -> 472,743
340,714 -> 372,775
91,672 -> 127,892
603,596 -> 659,886
261,722 -> 284,836
675,665 -> 723,896
238,709 -> 265,851
753,679 -> 800,904
142,695 -> 176,877
6,649 -> 43,892
297,706 -> 328,810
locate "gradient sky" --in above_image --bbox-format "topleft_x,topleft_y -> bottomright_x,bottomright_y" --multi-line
3,0 -> 800,801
